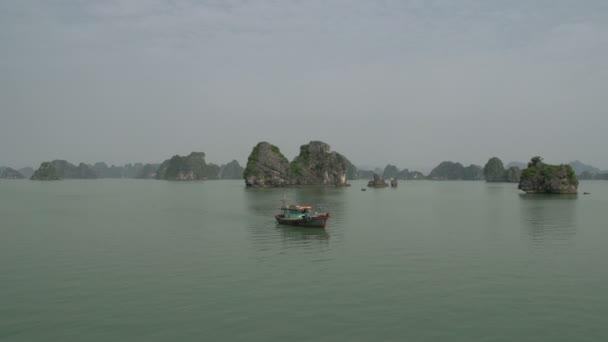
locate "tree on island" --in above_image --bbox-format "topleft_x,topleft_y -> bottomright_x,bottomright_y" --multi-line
484,157 -> 506,182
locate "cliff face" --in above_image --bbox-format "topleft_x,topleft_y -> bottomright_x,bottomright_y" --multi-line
289,141 -> 348,186
344,158 -> 359,180
243,141 -> 350,187
156,152 -> 217,181
518,156 -> 578,194
244,142 -> 291,187
30,162 -> 61,180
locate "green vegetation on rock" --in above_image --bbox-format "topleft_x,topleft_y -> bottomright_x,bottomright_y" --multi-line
156,152 -> 216,181
30,160 -> 97,180
428,161 -> 482,180
484,157 -> 506,182
518,156 -> 578,194
30,162 -> 61,180
289,141 -> 348,186
244,142 -> 291,187
483,157 -> 521,183
244,141 -> 350,187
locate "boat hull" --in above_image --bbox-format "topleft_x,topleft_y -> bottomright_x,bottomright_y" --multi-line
275,214 -> 329,228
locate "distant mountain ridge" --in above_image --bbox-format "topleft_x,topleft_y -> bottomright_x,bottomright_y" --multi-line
568,160 -> 601,176
0,167 -> 25,179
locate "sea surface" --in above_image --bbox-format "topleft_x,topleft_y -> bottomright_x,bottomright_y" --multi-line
1,179 -> 607,341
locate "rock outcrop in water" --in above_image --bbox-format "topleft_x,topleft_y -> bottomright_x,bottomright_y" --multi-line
0,167 -> 25,179
244,141 -> 350,187
518,156 -> 578,194
30,160 -> 97,180
244,142 -> 291,187
30,162 -> 61,180
483,157 -> 506,182
290,141 -> 349,186
156,152 -> 218,181
483,157 -> 521,183
428,161 -> 484,180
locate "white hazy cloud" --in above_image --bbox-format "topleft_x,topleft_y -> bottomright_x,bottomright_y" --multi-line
1,0 -> 607,169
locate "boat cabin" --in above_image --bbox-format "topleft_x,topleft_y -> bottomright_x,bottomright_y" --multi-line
280,205 -> 313,219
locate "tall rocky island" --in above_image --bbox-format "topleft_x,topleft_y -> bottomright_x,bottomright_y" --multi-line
518,156 -> 578,194
483,157 -> 522,183
244,142 -> 291,187
244,141 -> 350,187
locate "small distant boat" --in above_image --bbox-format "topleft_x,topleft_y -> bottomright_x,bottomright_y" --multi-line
361,188 -> 367,191
275,204 -> 330,228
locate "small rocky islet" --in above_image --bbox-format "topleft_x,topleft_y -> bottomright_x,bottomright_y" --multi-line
367,174 -> 388,188
518,156 -> 578,194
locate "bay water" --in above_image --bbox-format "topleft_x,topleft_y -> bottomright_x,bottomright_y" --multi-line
1,180 -> 607,341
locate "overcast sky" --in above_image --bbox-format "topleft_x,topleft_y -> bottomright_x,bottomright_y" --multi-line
1,0 -> 607,171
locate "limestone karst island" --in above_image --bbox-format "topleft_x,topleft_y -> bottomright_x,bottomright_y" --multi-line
518,157 -> 578,194
243,141 -> 351,187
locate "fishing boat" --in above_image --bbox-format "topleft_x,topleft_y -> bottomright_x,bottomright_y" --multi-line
275,204 -> 330,228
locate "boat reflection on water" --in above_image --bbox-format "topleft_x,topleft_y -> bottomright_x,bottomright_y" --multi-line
277,224 -> 330,243
518,194 -> 578,244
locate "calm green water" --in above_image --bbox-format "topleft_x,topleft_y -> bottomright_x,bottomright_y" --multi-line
1,179 -> 607,341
